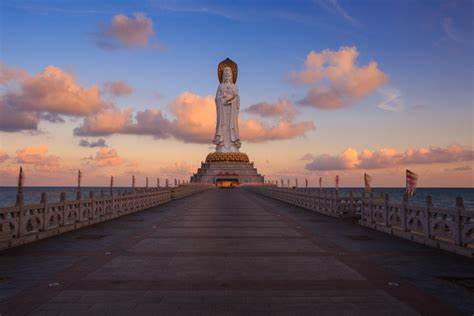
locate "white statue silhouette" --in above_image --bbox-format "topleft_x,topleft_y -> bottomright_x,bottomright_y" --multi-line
213,63 -> 241,153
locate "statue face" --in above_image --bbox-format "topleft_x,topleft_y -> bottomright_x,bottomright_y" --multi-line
223,67 -> 233,83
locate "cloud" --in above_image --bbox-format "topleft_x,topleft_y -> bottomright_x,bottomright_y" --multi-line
0,149 -> 9,163
74,107 -> 171,138
0,145 -> 73,185
79,138 -> 108,148
93,148 -> 124,167
442,17 -> 465,43
305,145 -> 474,171
1,63 -> 110,132
75,92 -> 315,143
300,153 -> 315,160
15,145 -> 61,170
159,161 -> 195,177
0,62 -> 27,84
73,107 -> 134,136
376,88 -> 403,112
166,92 -> 215,142
0,102 -> 40,132
240,119 -> 315,143
314,0 -> 359,26
166,93 -> 314,143
306,147 -> 359,171
97,12 -> 155,49
445,166 -> 472,172
103,81 -> 133,96
3,65 -> 105,115
39,112 -> 66,123
291,47 -> 388,109
245,99 -> 297,120
399,145 -> 474,165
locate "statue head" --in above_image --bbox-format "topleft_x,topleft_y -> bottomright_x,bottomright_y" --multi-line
223,67 -> 233,83
218,58 -> 238,83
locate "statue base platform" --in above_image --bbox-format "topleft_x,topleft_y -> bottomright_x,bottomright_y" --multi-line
190,152 -> 264,186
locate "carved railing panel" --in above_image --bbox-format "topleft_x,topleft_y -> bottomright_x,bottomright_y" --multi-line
247,186 -> 473,257
0,184 -> 210,250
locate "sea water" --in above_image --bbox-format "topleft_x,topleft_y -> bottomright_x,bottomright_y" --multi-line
0,186 -> 472,210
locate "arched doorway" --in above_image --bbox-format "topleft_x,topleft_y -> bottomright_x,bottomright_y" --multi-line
216,178 -> 239,188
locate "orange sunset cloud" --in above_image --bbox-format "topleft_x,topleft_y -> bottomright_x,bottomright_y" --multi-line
305,145 -> 474,171
74,92 -> 315,143
97,12 -> 155,49
291,46 -> 388,109
0,63 -> 109,132
103,81 -> 133,96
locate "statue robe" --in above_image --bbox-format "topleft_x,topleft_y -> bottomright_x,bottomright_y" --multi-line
214,82 -> 240,152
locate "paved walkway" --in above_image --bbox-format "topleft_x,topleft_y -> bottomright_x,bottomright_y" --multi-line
0,189 -> 473,315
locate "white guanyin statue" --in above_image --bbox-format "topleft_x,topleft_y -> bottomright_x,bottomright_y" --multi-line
213,58 -> 241,153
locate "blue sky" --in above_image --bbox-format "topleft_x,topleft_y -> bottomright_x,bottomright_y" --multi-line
0,0 -> 473,186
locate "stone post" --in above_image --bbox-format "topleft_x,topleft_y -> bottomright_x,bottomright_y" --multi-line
349,191 -> 354,215
295,178 -> 298,188
369,192 -> 374,224
384,193 -> 390,227
401,193 -> 408,232
132,175 -> 136,191
454,196 -> 464,246
76,170 -> 82,200
110,175 -> 114,196
360,190 -> 366,222
157,178 -> 160,188
16,166 -> 24,207
146,177 -> 149,190
424,195 -> 432,238
16,167 -> 25,236
41,192 -> 47,231
165,179 -> 169,187
60,192 -> 67,226
89,191 -> 95,220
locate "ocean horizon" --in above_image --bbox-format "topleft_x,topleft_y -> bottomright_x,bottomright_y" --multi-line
1,186 -> 473,210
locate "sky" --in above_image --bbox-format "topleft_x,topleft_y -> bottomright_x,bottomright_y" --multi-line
0,0 -> 473,187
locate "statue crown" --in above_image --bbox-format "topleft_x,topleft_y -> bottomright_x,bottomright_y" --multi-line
218,58 -> 238,83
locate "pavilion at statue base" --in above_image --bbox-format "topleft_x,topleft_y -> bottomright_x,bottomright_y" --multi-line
190,152 -> 264,186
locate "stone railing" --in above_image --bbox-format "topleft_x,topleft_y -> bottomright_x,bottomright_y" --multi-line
0,184 -> 211,251
248,186 -> 366,218
247,186 -> 474,257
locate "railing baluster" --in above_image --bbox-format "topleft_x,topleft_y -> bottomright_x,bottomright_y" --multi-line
454,197 -> 464,246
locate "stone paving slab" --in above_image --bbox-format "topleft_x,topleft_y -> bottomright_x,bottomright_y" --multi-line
250,191 -> 474,315
149,227 -> 303,238
163,220 -> 289,228
177,215 -> 278,221
86,255 -> 363,281
130,237 -> 323,252
0,188 -> 470,315
29,289 -> 419,316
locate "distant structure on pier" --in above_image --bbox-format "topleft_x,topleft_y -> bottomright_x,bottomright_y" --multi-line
190,58 -> 264,187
